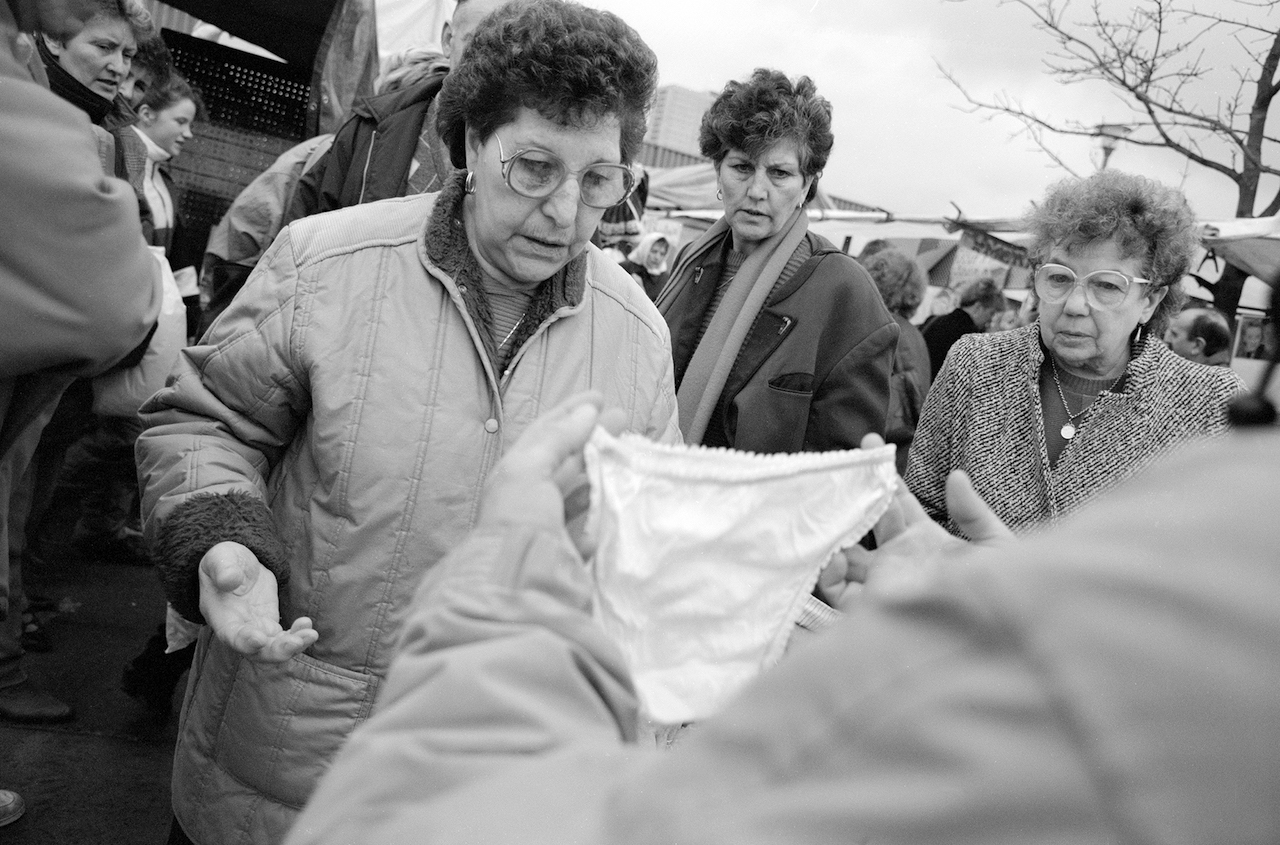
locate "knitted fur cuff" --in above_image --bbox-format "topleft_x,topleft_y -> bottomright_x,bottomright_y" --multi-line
152,491 -> 289,625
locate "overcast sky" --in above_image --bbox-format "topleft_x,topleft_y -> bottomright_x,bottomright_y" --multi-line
582,0 -> 1278,222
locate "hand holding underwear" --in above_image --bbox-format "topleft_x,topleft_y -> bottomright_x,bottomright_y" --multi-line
199,540 -> 318,662
820,435 -> 1014,611
479,391 -> 627,542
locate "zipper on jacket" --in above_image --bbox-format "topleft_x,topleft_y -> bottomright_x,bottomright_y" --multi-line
692,267 -> 704,285
358,129 -> 377,203
778,316 -> 792,335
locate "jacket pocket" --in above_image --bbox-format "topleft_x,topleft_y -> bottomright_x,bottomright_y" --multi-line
732,375 -> 814,451
213,650 -> 380,808
768,371 -> 814,394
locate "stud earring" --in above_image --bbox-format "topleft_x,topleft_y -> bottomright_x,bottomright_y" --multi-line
464,170 -> 476,194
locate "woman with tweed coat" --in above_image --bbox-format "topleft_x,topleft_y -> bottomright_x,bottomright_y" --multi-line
905,170 -> 1245,535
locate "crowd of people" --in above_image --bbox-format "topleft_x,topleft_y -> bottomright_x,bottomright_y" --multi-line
2,0 -> 1277,842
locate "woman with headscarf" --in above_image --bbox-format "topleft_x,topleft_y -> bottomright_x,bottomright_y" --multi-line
657,68 -> 896,454
135,3 -> 677,842
905,170 -> 1246,535
621,231 -> 672,300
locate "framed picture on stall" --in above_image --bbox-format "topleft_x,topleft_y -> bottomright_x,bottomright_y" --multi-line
1234,314 -> 1273,361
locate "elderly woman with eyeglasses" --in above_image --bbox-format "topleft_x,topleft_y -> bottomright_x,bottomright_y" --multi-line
134,3 -> 676,842
905,170 -> 1245,536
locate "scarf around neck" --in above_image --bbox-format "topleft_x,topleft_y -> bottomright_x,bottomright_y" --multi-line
38,34 -> 112,124
661,207 -> 809,443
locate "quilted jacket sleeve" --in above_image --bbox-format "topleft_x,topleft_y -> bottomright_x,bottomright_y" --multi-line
136,229 -> 311,618
645,335 -> 682,446
285,521 -> 644,845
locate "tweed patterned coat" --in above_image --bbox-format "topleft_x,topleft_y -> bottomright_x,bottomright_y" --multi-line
904,323 -> 1245,535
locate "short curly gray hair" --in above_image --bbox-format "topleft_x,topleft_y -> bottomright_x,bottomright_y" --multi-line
1024,169 -> 1194,336
862,248 -> 925,319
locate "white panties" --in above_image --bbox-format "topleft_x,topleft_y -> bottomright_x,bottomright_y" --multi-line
584,430 -> 897,725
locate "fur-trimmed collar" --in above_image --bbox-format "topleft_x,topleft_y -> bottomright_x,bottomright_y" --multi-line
424,170 -> 587,365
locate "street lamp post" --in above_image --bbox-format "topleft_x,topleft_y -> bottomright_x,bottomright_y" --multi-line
1094,123 -> 1133,169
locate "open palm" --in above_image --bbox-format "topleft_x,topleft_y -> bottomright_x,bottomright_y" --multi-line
198,541 -> 318,662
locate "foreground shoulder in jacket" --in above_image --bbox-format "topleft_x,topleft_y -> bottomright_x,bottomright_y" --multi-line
0,56 -> 159,380
287,431 -> 1280,845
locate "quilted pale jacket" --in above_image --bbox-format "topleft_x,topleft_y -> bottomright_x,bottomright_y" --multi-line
904,323 -> 1245,534
135,187 -> 679,845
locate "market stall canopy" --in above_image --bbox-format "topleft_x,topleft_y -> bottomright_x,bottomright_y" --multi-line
1200,215 -> 1280,286
160,0 -> 341,68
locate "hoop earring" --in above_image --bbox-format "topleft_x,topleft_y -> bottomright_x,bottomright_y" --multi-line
464,170 -> 476,195
716,188 -> 723,201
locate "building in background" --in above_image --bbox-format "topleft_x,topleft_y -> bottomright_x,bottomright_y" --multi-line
640,84 -> 715,169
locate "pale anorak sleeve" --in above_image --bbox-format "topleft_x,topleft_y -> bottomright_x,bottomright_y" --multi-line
136,230 -> 311,621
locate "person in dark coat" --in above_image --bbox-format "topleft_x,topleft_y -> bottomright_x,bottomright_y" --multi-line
922,276 -> 1004,378
862,248 -> 931,473
658,68 -> 897,454
283,0 -> 513,225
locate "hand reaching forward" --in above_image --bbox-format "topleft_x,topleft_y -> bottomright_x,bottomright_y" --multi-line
478,391 -> 626,540
819,434 -> 1014,612
199,541 -> 318,662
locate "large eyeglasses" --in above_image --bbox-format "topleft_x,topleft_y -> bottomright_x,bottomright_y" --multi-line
1033,263 -> 1154,310
494,135 -> 635,209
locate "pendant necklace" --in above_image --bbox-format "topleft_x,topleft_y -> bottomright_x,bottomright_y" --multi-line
1048,355 -> 1122,440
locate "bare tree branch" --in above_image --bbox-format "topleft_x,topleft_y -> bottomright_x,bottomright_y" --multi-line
944,0 -> 1280,217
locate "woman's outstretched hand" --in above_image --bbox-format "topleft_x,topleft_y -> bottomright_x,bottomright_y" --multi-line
198,541 -> 318,662
819,434 -> 1014,612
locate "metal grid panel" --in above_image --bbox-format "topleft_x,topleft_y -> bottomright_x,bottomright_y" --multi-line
161,29 -> 313,247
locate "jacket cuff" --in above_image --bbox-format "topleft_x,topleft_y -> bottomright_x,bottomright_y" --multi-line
152,491 -> 288,625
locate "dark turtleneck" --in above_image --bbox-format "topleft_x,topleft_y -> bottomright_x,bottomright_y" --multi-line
37,33 -> 113,124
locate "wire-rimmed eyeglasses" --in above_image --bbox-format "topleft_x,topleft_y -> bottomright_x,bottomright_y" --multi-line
1033,263 -> 1155,310
494,135 -> 635,209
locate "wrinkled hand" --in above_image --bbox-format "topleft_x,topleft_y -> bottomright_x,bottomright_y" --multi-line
818,434 -> 1014,611
478,392 -> 627,542
198,541 -> 318,662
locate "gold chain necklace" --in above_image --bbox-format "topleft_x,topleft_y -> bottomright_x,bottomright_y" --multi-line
497,314 -> 525,351
1048,355 -> 1123,440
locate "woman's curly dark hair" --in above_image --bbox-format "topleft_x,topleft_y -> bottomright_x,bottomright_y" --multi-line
436,0 -> 658,168
699,68 -> 834,204
1024,169 -> 1195,336
862,248 -> 926,319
